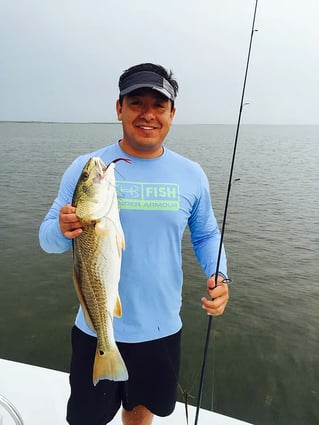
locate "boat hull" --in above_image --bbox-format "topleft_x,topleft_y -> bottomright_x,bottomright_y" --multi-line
0,359 -> 252,425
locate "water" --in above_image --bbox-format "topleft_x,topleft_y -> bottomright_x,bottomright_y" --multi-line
0,122 -> 318,424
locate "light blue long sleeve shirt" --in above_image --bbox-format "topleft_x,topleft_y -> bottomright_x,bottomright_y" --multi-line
39,141 -> 227,343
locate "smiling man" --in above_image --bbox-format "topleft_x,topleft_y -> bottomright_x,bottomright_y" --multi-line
116,68 -> 176,158
39,63 -> 229,425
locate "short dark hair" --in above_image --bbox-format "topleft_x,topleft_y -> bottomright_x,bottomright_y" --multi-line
118,63 -> 179,110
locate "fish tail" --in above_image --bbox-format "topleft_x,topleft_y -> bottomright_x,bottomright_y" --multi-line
93,346 -> 128,385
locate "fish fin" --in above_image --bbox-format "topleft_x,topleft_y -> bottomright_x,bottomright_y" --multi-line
121,234 -> 125,250
113,295 -> 122,318
93,346 -> 128,385
72,269 -> 96,333
118,226 -> 125,250
115,231 -> 125,256
95,217 -> 108,236
103,216 -> 125,251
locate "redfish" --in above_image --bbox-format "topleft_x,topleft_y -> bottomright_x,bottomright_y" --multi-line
72,156 -> 129,385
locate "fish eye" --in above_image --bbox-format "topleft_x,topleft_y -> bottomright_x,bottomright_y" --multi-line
81,171 -> 89,180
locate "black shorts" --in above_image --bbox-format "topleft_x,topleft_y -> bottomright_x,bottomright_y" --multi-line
66,326 -> 181,425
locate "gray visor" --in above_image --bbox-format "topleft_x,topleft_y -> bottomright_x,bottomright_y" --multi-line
119,71 -> 175,101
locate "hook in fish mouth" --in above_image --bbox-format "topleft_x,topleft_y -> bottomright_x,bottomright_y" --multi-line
93,157 -> 132,184
109,158 -> 132,167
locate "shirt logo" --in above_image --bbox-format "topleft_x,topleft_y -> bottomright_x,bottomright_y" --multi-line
117,181 -> 180,211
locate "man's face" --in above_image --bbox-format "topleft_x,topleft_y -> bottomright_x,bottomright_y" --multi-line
116,88 -> 176,158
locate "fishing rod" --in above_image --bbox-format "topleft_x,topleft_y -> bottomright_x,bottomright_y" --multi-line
194,1 -> 259,424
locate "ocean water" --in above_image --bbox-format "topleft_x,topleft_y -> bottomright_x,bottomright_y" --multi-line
0,122 -> 318,425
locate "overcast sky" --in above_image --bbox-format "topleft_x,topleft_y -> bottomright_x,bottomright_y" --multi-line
1,0 -> 318,125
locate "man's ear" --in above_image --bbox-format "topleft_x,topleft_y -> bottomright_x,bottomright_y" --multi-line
116,99 -> 122,121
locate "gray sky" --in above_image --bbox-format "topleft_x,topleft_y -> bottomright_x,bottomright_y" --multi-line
1,0 -> 318,125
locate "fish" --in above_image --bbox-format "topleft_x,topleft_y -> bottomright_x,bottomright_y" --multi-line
72,156 -> 130,385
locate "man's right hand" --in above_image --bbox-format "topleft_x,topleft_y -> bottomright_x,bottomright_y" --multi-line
59,205 -> 89,239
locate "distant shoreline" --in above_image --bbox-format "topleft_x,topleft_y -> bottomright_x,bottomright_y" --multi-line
0,120 -> 120,124
1,121 -> 319,126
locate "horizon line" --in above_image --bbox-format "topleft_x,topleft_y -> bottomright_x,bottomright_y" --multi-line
1,120 -> 319,126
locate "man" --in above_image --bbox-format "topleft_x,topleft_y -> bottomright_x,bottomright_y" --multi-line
39,63 -> 229,425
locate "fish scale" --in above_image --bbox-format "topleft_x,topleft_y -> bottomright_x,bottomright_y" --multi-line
76,224 -> 114,351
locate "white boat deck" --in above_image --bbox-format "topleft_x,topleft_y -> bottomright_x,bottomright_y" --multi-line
0,359 -> 251,425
